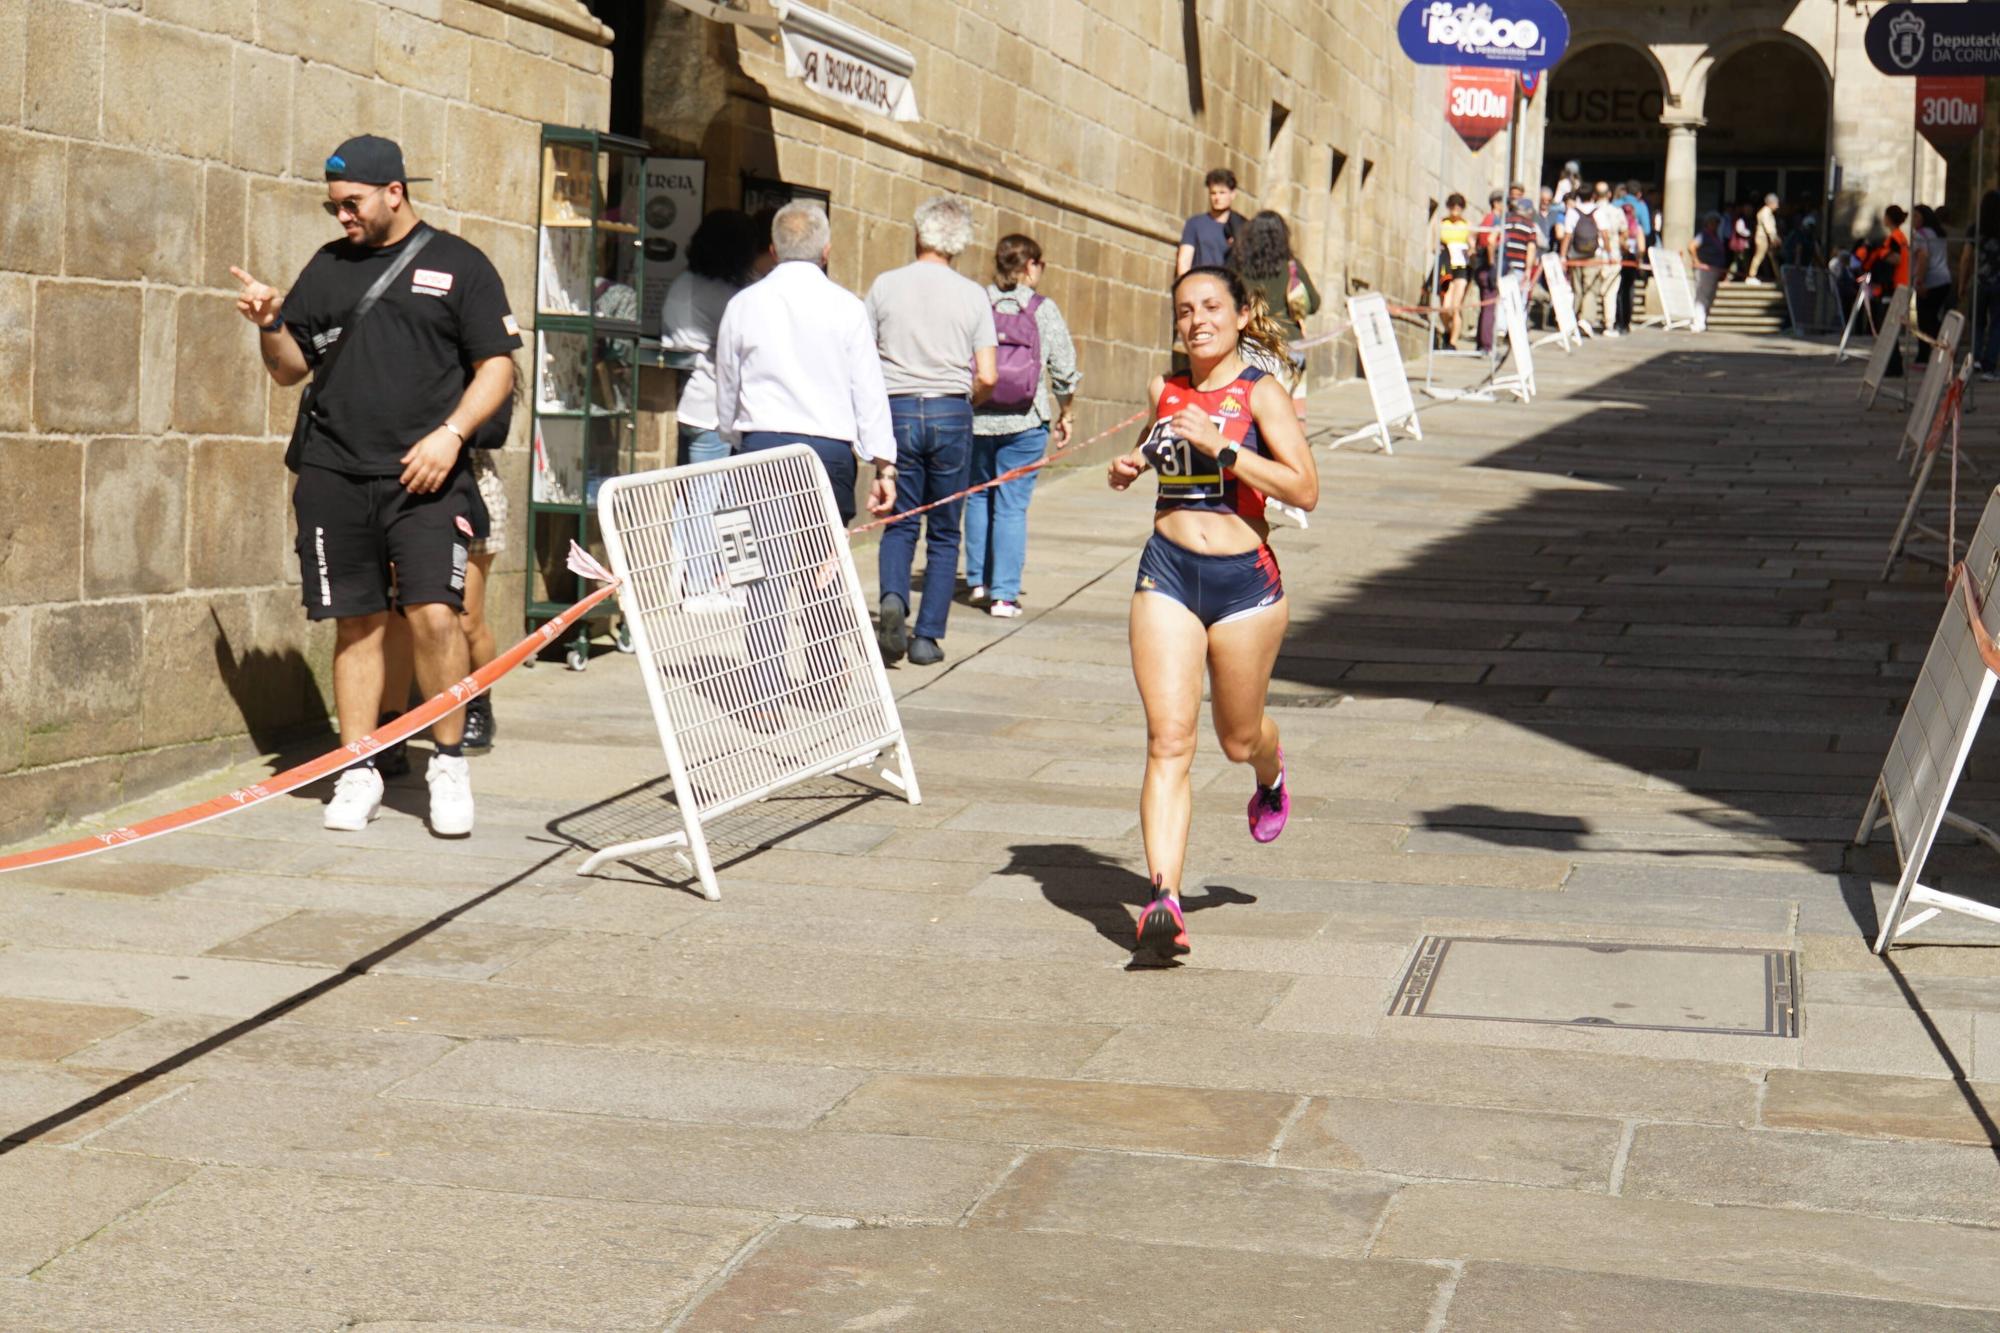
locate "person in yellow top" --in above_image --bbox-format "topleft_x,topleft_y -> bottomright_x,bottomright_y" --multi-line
1434,194 -> 1473,348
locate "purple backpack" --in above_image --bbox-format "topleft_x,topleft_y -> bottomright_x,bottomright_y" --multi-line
987,292 -> 1045,411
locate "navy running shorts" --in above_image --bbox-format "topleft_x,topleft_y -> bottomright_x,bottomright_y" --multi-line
1135,531 -> 1283,628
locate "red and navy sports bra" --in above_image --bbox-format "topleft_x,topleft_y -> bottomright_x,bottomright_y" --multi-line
1140,366 -> 1270,523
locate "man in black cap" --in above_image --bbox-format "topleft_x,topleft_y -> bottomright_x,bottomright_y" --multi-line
231,135 -> 521,837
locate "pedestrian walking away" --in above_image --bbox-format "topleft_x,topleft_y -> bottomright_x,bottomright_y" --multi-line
1869,205 -> 1913,379
712,200 -> 897,725
1687,210 -> 1729,332
966,234 -> 1080,619
232,134 -> 521,838
1911,204 -> 1956,366
1231,210 -> 1320,405
1746,193 -> 1781,285
1474,190 -> 1504,352
1106,266 -> 1319,965
867,195 -> 999,668
1960,190 -> 2000,377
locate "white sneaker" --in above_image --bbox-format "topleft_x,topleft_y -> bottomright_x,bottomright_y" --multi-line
989,599 -> 1023,618
426,754 -> 475,837
967,585 -> 989,606
324,767 -> 384,831
1744,277 -> 1764,286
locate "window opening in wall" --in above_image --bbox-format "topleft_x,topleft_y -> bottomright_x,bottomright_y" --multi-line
1269,101 -> 1291,145
584,0 -> 645,137
1362,159 -> 1376,188
1181,0 -> 1205,115
1330,148 -> 1348,191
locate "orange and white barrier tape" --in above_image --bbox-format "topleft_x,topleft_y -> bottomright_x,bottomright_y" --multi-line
0,543 -> 620,877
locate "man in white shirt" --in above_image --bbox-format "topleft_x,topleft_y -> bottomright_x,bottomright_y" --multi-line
866,195 -> 999,668
713,201 -> 897,522
712,201 -> 896,714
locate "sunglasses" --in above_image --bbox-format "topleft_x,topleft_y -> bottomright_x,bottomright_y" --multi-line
322,185 -> 386,218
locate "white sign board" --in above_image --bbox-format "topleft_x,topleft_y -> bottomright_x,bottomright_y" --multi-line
781,22 -> 919,122
1859,561 -> 2000,952
581,446 -> 920,900
1835,283 -> 1873,364
1335,292 -> 1422,453
1884,356 -> 1974,579
1648,246 -> 1696,331
1536,251 -> 1580,351
1492,271 -> 1535,403
1860,286 -> 1913,409
641,157 -> 704,335
1899,310 -> 1965,463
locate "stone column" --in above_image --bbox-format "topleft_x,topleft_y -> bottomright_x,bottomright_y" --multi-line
1662,114 -> 1703,249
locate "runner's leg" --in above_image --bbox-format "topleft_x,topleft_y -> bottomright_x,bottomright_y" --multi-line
1207,599 -> 1288,789
1131,589 -> 1208,896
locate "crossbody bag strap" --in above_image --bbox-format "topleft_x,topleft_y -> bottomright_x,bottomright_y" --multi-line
308,224 -> 436,389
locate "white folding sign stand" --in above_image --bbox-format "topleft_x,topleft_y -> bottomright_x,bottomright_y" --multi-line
1333,292 -> 1423,453
1883,355 -> 1973,580
1646,247 -> 1696,331
1897,311 -> 1966,467
1535,252 -> 1581,352
1859,286 -> 1913,409
1489,271 -> 1535,404
1859,494 -> 2000,952
1834,281 -> 1874,364
581,445 -> 920,900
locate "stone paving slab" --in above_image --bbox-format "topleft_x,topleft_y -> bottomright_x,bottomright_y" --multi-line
1274,1095 -> 1622,1189
0,1281 -> 348,1333
29,1167 -> 764,1331
675,1224 -> 1447,1330
1375,1181 -> 2000,1308
1439,1262 -> 2000,1332
1761,1068 -> 2000,1145
0,997 -> 146,1063
64,1015 -> 456,1093
0,1146 -> 190,1277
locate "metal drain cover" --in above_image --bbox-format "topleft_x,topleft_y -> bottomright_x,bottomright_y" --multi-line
1390,936 -> 1798,1037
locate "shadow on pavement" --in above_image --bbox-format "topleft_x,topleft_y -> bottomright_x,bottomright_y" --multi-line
1002,841 -> 1257,969
0,847 -> 569,1157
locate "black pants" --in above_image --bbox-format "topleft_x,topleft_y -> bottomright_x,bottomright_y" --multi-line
1614,265 -> 1636,333
1916,284 -> 1955,366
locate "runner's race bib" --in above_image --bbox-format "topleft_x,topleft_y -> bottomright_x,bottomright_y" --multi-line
1142,413 -> 1227,502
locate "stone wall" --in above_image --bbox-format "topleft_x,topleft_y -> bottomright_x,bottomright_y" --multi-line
638,0 -> 1514,419
0,0 -> 614,843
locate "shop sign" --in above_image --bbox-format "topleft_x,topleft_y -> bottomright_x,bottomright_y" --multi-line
782,26 -> 918,121
1446,66 -> 1514,150
1916,75 -> 1986,148
1397,0 -> 1569,70
1867,4 -> 2000,76
641,157 -> 704,333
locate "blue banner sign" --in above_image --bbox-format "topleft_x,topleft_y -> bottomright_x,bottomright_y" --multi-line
1867,3 -> 2000,76
1397,0 -> 1570,70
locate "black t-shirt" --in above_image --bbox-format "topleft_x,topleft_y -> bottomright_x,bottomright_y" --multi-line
283,223 -> 522,476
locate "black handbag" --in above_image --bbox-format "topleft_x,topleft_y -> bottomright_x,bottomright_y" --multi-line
284,226 -> 437,473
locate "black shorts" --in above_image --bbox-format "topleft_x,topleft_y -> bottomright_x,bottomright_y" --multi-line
1136,531 -> 1283,628
293,465 -> 473,621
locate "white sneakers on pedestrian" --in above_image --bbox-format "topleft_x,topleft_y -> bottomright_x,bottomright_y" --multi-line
967,585 -> 990,606
989,600 -> 1023,618
323,767 -> 384,831
426,754 -> 476,837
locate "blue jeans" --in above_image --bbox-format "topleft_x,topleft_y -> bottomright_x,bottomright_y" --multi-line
878,397 -> 972,641
673,424 -> 731,597
963,425 -> 1047,603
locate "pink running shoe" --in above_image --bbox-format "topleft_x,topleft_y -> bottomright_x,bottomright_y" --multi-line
1247,751 -> 1290,843
1135,875 -> 1189,961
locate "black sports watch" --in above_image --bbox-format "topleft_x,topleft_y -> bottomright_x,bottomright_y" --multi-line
1214,443 -> 1240,470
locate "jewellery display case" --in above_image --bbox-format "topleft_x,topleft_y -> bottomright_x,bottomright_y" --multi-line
526,124 -> 649,669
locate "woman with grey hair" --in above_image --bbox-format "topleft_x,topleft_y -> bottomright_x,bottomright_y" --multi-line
865,195 -> 999,667
1686,210 -> 1728,332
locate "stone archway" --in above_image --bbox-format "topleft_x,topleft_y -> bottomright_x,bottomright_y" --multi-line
1540,42 -> 1670,193
1693,40 -> 1830,223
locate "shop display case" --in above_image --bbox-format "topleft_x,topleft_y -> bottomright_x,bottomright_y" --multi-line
527,124 -> 649,669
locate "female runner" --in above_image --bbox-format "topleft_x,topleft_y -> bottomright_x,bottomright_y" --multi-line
1108,266 -> 1319,961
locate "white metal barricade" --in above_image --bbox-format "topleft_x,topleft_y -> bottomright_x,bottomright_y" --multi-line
1883,356 -> 1973,579
1859,494 -> 2000,951
1897,310 -> 1966,466
1859,287 -> 1913,409
1332,292 -> 1423,453
1535,252 -> 1581,352
1491,272 -> 1535,403
1647,247 -> 1696,331
580,445 -> 920,899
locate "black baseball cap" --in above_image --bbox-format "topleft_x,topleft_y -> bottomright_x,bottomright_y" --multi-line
323,135 -> 430,186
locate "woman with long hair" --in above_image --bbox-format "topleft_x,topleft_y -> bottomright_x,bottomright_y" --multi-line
1107,266 -> 1319,962
966,233 -> 1080,617
1231,211 -> 1321,372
